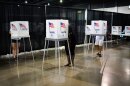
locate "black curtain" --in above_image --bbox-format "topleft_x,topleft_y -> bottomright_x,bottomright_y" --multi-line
0,4 -> 45,55
0,5 -> 86,55
0,4 -> 130,55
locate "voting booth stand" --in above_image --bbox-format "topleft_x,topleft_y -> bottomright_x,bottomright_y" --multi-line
9,21 -> 34,64
42,19 -> 72,75
111,26 -> 122,46
84,20 -> 108,74
84,25 -> 92,54
120,26 -> 130,41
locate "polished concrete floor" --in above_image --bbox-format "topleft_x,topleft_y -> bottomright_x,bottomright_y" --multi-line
0,43 -> 130,86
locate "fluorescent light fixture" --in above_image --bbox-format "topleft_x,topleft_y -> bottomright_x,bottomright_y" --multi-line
77,11 -> 82,13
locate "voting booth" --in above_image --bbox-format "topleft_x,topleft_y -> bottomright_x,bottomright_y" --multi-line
85,25 -> 92,35
84,20 -> 108,74
46,20 -> 68,39
84,20 -> 107,53
10,21 -> 34,63
125,26 -> 130,36
10,21 -> 30,38
111,26 -> 122,35
91,20 -> 107,35
43,19 -> 72,75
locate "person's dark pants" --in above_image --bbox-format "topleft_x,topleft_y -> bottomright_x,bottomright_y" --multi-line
65,44 -> 75,65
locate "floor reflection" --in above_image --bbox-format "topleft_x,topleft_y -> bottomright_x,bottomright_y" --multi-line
0,43 -> 130,86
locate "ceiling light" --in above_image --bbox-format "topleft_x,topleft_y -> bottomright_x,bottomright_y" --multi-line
17,5 -> 20,7
129,5 -> 130,8
25,0 -> 28,4
48,3 -> 50,6
60,0 -> 63,3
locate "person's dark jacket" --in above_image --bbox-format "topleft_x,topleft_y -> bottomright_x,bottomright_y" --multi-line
65,26 -> 76,56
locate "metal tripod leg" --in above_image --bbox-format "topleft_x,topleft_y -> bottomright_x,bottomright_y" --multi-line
57,41 -> 61,75
42,39 -> 47,62
111,34 -> 113,47
67,39 -> 73,67
105,35 -> 107,49
29,37 -> 35,62
92,35 -> 95,58
55,40 -> 58,73
16,40 -> 20,79
88,35 -> 91,54
42,39 -> 47,72
23,38 -> 26,63
84,35 -> 87,56
46,40 -> 49,58
16,39 -> 19,65
9,39 -> 12,64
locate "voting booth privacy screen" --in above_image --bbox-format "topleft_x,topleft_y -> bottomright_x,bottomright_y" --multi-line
46,20 -> 68,39
85,25 -> 92,35
125,26 -> 130,36
111,26 -> 122,35
10,21 -> 29,38
91,20 -> 107,35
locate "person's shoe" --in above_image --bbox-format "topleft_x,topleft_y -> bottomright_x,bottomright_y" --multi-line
64,63 -> 70,67
64,63 -> 74,67
98,54 -> 102,57
68,64 -> 74,67
96,53 -> 100,56
97,53 -> 102,57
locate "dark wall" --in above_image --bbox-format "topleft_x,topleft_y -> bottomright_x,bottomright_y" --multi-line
0,5 -> 46,55
0,4 -> 130,55
0,5 -> 85,55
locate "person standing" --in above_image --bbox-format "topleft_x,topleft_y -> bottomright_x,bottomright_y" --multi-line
95,36 -> 104,57
9,31 -> 21,60
64,25 -> 76,67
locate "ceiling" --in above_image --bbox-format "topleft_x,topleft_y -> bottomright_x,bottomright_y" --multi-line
0,0 -> 130,9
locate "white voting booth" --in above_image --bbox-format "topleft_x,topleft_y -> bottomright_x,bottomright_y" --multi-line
84,20 -> 107,47
84,20 -> 107,74
85,21 -> 107,35
84,20 -> 107,49
91,20 -> 107,35
42,19 -> 72,74
119,26 -> 130,41
111,26 -> 122,35
111,26 -> 122,45
125,26 -> 130,36
92,20 -> 107,74
85,25 -> 92,35
46,20 -> 68,39
10,21 -> 30,38
10,21 -> 34,63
